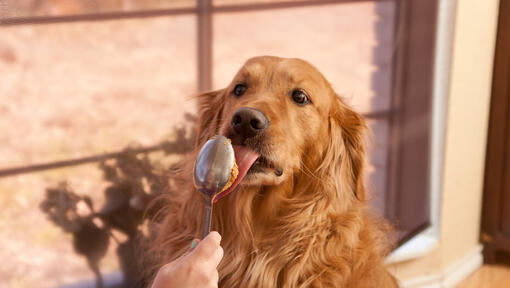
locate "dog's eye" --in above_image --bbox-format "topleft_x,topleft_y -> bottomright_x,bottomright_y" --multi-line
291,89 -> 310,105
233,84 -> 247,97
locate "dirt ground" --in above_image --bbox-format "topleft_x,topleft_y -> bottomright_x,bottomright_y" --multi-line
0,2 -> 394,287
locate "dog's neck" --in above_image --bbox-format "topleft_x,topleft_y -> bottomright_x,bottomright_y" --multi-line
212,165 -> 350,247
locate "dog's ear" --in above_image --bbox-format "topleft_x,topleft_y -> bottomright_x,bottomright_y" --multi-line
324,97 -> 368,202
194,89 -> 225,147
339,102 -> 368,202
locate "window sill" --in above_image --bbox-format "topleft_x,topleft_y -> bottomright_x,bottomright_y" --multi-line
385,229 -> 439,264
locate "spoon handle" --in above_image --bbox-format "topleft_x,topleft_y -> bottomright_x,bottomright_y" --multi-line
201,197 -> 213,239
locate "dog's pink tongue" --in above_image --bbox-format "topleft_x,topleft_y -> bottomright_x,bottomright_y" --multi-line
212,145 -> 259,203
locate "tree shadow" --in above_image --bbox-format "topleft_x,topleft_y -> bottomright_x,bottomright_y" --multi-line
40,115 -> 196,288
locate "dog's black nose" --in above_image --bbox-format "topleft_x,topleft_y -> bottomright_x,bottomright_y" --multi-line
231,107 -> 269,139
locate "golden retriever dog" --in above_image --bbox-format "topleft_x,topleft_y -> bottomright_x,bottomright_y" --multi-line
148,56 -> 398,287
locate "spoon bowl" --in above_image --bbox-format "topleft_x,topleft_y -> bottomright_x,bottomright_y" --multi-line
193,135 -> 235,238
194,135 -> 235,195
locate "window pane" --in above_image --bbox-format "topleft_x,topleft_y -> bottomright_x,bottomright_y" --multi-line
213,1 -> 395,218
0,16 -> 196,286
366,119 -> 390,216
1,17 -> 197,167
213,1 -> 396,114
4,0 -> 195,18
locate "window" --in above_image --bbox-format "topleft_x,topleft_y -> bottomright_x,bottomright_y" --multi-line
0,0 -> 438,285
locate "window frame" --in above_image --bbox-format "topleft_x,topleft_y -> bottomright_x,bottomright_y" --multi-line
387,0 -> 438,245
1,0 -> 445,259
388,0 -> 454,262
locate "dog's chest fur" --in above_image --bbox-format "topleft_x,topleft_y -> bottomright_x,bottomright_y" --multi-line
213,186 -> 382,287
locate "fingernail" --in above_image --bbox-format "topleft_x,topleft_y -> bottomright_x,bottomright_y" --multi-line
190,239 -> 198,249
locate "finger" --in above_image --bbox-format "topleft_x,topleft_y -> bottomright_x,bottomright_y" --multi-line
206,270 -> 219,288
160,252 -> 186,272
209,279 -> 219,287
187,231 -> 221,262
212,245 -> 224,268
208,231 -> 221,244
211,269 -> 219,284
170,238 -> 200,263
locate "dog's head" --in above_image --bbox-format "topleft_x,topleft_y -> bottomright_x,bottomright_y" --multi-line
195,56 -> 367,203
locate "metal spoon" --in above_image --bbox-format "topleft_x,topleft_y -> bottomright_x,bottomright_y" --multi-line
193,135 -> 235,239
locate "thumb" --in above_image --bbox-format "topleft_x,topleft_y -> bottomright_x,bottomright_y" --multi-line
179,238 -> 200,260
185,232 -> 221,263
166,238 -> 200,269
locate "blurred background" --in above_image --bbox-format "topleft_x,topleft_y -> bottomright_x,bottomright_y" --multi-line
0,0 -> 508,287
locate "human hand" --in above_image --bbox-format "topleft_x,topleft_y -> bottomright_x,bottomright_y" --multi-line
151,232 -> 224,288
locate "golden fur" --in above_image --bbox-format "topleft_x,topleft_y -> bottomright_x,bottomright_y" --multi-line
148,56 -> 399,287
